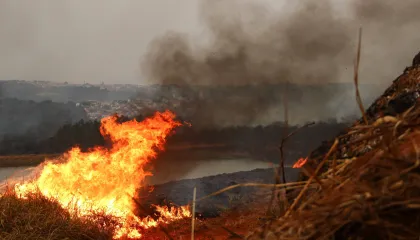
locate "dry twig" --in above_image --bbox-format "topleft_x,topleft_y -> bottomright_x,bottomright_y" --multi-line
354,27 -> 368,125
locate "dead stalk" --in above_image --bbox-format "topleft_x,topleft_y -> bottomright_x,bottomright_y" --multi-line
191,187 -> 196,240
285,139 -> 339,217
354,27 -> 368,124
195,181 -> 312,203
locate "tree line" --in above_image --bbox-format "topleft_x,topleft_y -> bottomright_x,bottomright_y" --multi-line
0,113 -> 350,158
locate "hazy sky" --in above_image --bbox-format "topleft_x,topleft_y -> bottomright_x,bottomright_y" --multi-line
0,0 -> 205,84
0,0 -> 418,85
0,0 -> 337,85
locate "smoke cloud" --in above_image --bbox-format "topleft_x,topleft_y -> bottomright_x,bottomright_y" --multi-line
142,0 -> 420,127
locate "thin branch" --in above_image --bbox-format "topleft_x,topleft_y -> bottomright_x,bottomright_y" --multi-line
265,81 -> 293,221
279,122 -> 316,184
194,181 -> 315,203
285,138 -> 339,216
354,27 -> 368,124
191,187 -> 196,240
280,80 -> 290,186
220,226 -> 245,239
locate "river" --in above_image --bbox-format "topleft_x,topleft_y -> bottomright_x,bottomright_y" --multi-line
0,158 -> 282,189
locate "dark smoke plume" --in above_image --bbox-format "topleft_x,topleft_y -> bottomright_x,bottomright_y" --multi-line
141,0 -> 420,127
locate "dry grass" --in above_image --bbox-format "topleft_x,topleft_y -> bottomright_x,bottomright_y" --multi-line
247,106 -> 420,239
238,32 -> 420,239
0,188 -> 115,240
243,58 -> 420,239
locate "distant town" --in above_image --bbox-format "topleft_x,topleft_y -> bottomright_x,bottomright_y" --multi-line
0,79 -> 385,128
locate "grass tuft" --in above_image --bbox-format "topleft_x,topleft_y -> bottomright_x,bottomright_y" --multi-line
0,188 -> 115,240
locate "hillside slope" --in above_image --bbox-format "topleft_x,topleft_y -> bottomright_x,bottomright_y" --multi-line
248,52 -> 420,239
302,53 -> 420,177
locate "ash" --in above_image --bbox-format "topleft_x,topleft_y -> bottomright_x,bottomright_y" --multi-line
140,167 -> 300,218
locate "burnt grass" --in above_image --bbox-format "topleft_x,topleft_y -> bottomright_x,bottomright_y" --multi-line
138,167 -> 300,219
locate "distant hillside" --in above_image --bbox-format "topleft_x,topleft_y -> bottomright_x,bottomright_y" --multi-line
0,98 -> 87,139
0,80 -> 138,102
0,80 -> 387,127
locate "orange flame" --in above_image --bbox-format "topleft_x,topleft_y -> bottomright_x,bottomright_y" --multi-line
14,110 -> 191,239
292,157 -> 308,168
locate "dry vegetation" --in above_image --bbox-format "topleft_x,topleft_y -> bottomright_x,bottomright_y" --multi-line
244,50 -> 420,238
248,103 -> 420,239
0,189 -> 114,240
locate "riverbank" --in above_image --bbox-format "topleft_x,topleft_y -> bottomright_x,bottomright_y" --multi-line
0,154 -> 59,167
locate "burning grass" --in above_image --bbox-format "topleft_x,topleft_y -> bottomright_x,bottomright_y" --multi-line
0,188 -> 115,240
2,110 -> 192,239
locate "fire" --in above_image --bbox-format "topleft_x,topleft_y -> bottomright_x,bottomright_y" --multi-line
14,110 -> 191,239
293,157 -> 308,168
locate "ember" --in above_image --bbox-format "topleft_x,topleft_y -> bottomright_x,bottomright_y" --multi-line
292,157 -> 308,168
13,110 -> 191,239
